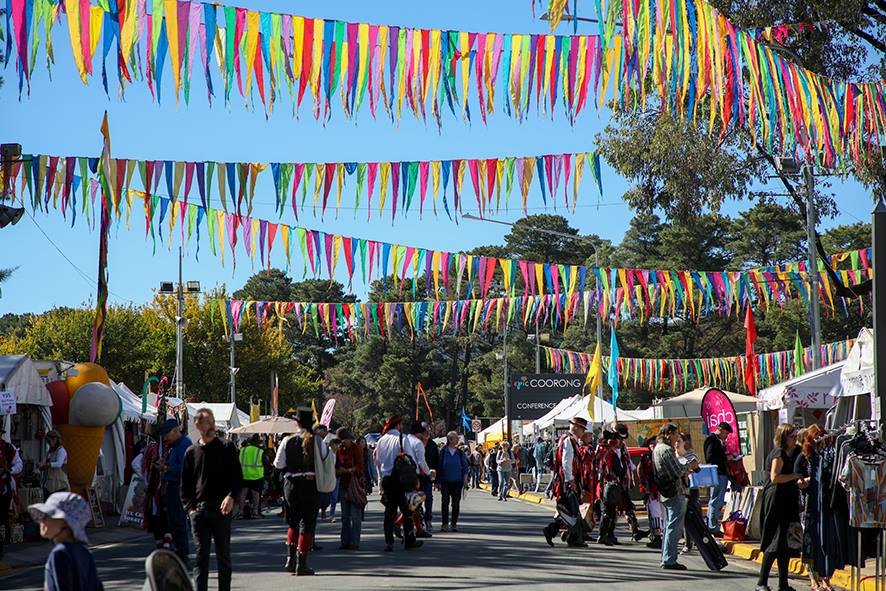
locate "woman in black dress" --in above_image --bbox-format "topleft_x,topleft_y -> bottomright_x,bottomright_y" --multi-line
756,423 -> 806,591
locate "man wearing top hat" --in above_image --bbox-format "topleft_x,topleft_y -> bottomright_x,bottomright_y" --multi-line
542,416 -> 588,548
595,422 -> 642,546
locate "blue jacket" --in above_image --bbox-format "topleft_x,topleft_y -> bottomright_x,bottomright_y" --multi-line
438,447 -> 469,483
165,435 -> 192,483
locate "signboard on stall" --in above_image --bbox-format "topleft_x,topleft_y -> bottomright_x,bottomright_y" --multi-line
118,478 -> 148,528
507,374 -> 583,421
0,390 -> 15,415
471,419 -> 482,433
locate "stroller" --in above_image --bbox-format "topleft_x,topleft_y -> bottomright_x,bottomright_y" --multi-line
143,550 -> 193,591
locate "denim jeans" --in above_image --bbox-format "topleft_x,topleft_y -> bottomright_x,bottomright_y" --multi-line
470,466 -> 481,488
488,469 -> 499,494
165,483 -> 189,564
421,477 -> 434,527
661,495 -> 687,566
707,475 -> 729,531
340,499 -> 363,546
497,470 -> 512,499
189,507 -> 232,591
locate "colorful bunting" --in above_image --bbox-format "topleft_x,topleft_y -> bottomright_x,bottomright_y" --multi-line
7,149 -> 604,221
544,339 -> 855,394
5,0 -> 885,164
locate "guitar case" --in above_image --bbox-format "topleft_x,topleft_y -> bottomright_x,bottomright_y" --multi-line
684,497 -> 728,571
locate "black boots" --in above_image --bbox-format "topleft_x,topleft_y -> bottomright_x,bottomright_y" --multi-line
543,523 -> 558,547
285,544 -> 296,573
295,552 -> 314,576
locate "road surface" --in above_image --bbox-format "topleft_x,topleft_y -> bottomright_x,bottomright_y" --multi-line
3,488 -> 773,590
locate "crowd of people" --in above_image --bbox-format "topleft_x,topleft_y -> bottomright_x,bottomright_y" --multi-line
2,405 -> 857,591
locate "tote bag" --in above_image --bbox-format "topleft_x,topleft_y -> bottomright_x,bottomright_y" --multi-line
314,438 -> 337,493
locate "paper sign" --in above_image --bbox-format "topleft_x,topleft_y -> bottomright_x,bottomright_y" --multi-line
701,388 -> 741,456
0,390 -> 15,416
320,399 -> 336,427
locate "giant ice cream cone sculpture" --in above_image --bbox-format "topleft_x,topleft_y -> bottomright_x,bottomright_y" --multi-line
49,363 -> 122,496
55,424 -> 105,489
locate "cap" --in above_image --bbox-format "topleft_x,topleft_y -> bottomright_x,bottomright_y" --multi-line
29,492 -> 91,544
569,417 -> 588,428
158,418 -> 180,437
718,422 -> 734,434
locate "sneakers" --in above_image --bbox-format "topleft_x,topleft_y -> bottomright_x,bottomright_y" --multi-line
450,526 -> 459,533
440,524 -> 451,532
661,563 -> 688,571
646,537 -> 663,549
384,543 -> 393,552
416,530 -> 433,539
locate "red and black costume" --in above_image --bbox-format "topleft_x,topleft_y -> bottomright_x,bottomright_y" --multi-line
543,417 -> 588,548
595,427 -> 640,545
637,445 -> 663,548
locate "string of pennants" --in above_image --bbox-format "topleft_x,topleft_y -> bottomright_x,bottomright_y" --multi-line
5,0 -> 885,166
217,294 -> 590,342
543,339 -> 855,393
3,149 -> 604,223
24,169 -> 874,322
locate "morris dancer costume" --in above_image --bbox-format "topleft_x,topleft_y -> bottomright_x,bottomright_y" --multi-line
543,417 -> 588,548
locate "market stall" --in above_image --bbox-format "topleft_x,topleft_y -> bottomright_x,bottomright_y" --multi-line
757,362 -> 842,425
520,394 -> 581,437
477,418 -> 506,447
0,355 -> 53,469
652,387 -> 758,418
183,402 -> 248,439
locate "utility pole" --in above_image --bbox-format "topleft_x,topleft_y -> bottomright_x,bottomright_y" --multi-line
595,251 -> 604,411
804,164 -> 822,369
873,198 -> 886,440
175,247 -> 185,399
503,321 -> 510,445
225,332 -> 242,404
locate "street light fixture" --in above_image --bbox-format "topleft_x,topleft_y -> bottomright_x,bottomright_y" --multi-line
161,248 -> 200,400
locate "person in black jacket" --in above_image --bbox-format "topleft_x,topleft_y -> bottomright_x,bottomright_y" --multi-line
422,422 -> 440,533
181,408 -> 243,591
703,422 -> 732,534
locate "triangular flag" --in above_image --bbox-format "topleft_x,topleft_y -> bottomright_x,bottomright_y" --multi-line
584,342 -> 602,421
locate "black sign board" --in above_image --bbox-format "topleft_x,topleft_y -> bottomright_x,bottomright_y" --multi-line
507,373 -> 583,421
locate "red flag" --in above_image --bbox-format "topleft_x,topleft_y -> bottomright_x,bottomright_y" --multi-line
744,305 -> 758,396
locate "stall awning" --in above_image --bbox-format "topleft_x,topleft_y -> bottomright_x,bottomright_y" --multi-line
0,355 -> 52,407
841,328 -> 874,397
653,387 -> 757,418
757,362 -> 843,411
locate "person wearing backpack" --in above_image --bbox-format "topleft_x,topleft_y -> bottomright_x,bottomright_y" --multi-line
374,416 -> 423,552
653,423 -> 698,571
437,432 -> 470,532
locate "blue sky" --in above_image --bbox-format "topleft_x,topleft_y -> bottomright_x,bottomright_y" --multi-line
0,0 -> 877,315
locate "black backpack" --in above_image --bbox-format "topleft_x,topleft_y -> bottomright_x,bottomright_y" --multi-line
394,434 -> 418,489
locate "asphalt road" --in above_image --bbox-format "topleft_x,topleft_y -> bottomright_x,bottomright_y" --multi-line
3,489 -> 773,590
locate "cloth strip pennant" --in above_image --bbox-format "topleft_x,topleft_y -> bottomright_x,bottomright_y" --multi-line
26,175 -> 874,323
542,339 -> 855,393
4,0 -> 884,166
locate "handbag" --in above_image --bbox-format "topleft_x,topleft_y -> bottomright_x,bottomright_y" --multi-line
314,439 -> 337,494
343,476 -> 368,508
722,520 -> 747,542
786,521 -> 803,551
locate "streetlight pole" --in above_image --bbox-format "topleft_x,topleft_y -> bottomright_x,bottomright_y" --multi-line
594,251 -> 604,410
224,332 -> 243,404
503,320 -> 510,445
175,247 -> 184,399
873,198 -> 886,440
804,164 -> 822,369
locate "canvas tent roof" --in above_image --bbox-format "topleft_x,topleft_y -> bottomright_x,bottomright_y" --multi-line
653,387 -> 757,418
554,394 -> 655,424
112,382 -> 157,422
841,328 -> 874,397
757,362 -> 843,411
522,395 -> 582,435
478,418 -> 505,445
0,355 -> 52,407
184,402 -> 248,434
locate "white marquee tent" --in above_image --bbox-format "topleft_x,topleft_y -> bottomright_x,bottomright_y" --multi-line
757,362 -> 843,412
652,387 -> 758,419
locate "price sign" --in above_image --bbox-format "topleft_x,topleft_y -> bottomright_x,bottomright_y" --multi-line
0,390 -> 15,416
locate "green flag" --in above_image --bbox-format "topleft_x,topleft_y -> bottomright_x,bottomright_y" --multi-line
794,331 -> 805,376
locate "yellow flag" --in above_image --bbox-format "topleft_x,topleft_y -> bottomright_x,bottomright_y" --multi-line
584,343 -> 602,421
311,399 -> 319,424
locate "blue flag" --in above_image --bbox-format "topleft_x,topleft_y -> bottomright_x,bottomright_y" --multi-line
460,408 -> 471,430
607,327 -> 620,411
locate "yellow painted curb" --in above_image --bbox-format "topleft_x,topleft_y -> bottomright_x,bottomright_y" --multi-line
478,482 -> 548,505
722,542 -> 874,591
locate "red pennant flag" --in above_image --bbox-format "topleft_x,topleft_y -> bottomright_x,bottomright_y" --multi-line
744,304 -> 758,396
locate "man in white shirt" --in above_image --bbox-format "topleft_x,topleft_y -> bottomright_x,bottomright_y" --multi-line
407,422 -> 435,538
374,416 -> 423,552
